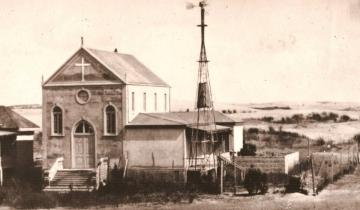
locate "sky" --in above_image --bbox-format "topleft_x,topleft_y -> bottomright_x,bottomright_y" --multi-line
1,0 -> 360,106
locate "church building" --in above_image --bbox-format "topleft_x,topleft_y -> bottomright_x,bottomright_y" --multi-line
42,44 -> 170,171
42,42 -> 242,191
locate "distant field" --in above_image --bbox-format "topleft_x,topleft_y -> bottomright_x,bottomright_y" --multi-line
236,120 -> 360,144
224,101 -> 360,143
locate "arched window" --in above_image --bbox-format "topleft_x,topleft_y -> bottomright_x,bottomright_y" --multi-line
105,105 -> 117,135
75,120 -> 94,134
52,106 -> 63,135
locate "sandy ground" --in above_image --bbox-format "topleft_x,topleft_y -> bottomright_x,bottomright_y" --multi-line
79,167 -> 360,210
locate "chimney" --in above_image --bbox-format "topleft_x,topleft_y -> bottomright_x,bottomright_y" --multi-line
114,48 -> 118,53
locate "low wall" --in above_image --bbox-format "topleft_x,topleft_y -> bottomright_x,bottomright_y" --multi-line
284,152 -> 300,174
235,152 -> 299,174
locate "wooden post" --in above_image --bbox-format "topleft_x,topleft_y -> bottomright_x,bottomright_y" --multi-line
356,143 -> 359,163
0,140 -> 2,186
310,155 -> 316,195
331,153 -> 334,183
152,152 -> 155,167
308,138 -> 310,158
220,159 -> 223,194
340,152 -> 343,176
233,153 -> 237,195
348,146 -> 350,164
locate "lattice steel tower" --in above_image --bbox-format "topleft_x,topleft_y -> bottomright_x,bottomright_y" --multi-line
189,0 -> 218,171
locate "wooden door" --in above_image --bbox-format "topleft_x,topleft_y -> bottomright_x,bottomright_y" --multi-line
73,120 -> 95,169
74,135 -> 95,168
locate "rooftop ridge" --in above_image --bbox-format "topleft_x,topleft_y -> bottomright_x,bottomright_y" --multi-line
141,113 -> 186,125
84,47 -> 132,57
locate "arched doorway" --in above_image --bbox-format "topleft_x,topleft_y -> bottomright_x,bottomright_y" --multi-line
72,120 -> 95,168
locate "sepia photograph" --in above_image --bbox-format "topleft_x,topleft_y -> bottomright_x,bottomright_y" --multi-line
1,0 -> 360,209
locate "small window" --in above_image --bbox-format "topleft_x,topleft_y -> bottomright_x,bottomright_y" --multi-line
53,106 -> 63,135
164,93 -> 167,111
131,92 -> 135,111
75,120 -> 94,134
76,89 -> 91,104
143,92 -> 147,112
154,93 -> 157,111
105,105 -> 116,134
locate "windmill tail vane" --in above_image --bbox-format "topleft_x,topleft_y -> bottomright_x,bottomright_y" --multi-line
186,0 -> 209,10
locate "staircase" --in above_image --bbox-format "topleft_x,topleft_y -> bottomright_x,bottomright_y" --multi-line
44,170 -> 96,192
218,154 -> 247,194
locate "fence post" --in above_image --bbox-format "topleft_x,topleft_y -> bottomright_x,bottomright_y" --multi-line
233,153 -> 237,195
331,153 -> 334,183
220,158 -> 223,194
356,143 -> 359,165
348,145 -> 350,164
310,154 -> 316,195
340,152 -> 343,176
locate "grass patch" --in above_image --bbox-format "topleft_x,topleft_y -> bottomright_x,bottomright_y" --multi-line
0,177 -> 199,209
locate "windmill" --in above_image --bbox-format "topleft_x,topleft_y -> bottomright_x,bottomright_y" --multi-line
187,0 -> 219,173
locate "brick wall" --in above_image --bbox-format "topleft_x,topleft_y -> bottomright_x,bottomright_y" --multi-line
235,152 -> 299,174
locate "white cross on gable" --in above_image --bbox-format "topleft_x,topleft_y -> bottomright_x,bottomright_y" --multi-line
75,57 -> 91,81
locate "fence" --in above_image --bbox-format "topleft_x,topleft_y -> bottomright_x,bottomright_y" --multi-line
310,142 -> 359,194
218,152 -> 299,194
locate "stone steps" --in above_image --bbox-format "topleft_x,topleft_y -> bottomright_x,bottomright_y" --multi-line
44,169 -> 96,192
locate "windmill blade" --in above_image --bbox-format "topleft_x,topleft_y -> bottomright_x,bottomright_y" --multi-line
200,0 -> 209,6
186,1 -> 196,10
200,0 -> 211,15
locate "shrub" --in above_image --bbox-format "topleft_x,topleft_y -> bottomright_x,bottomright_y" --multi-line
306,113 -> 322,121
291,114 -> 304,123
315,138 -> 326,146
285,176 -> 301,193
340,115 -> 351,122
244,167 -> 268,195
247,128 -> 259,134
328,112 -> 339,122
268,126 -> 276,134
261,116 -> 274,122
354,134 -> 360,145
239,143 -> 257,156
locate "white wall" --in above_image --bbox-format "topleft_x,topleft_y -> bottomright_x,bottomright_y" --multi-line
233,125 -> 244,152
126,85 -> 170,123
124,127 -> 185,168
284,151 -> 300,174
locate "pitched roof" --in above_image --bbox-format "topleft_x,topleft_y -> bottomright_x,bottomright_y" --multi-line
127,113 -> 187,126
85,48 -> 169,87
0,106 -> 39,129
44,47 -> 170,87
128,111 -> 236,127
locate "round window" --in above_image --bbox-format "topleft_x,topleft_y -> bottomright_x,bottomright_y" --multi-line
76,89 -> 91,104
